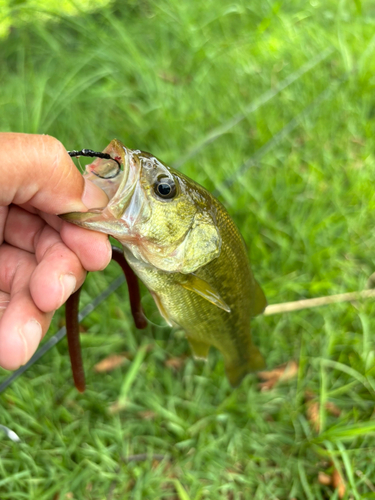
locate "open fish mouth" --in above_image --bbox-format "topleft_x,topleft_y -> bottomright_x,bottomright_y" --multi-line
60,141 -> 148,235
105,145 -> 140,219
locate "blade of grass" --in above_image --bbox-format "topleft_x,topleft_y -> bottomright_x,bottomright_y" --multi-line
316,421 -> 375,443
298,460 -> 315,500
337,440 -> 361,500
172,479 -> 192,500
118,344 -> 148,405
318,358 -> 375,396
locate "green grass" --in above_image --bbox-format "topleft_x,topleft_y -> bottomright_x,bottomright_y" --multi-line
1,0 -> 375,498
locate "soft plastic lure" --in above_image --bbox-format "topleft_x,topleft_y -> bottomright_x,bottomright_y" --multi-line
65,149 -> 147,392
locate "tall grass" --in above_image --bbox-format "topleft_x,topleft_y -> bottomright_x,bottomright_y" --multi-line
1,0 -> 375,498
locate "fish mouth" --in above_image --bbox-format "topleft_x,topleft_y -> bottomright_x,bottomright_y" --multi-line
105,144 -> 139,219
61,140 -> 143,235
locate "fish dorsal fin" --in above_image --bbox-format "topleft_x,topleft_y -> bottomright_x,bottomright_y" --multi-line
178,274 -> 231,313
251,279 -> 267,317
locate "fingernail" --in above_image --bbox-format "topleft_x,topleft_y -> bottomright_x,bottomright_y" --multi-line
19,319 -> 42,365
82,179 -> 108,209
60,274 -> 76,305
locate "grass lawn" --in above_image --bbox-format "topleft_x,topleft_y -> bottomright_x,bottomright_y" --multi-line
1,0 -> 375,498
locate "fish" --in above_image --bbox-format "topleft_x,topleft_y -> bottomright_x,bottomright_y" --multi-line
62,139 -> 267,387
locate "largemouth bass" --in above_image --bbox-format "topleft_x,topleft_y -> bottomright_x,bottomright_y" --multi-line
62,140 -> 266,386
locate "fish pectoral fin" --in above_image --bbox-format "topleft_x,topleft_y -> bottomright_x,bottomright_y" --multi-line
187,337 -> 210,359
225,344 -> 265,387
251,279 -> 267,317
150,292 -> 174,327
178,274 -> 231,313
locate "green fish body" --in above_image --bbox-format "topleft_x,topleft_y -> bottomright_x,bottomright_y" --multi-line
62,140 -> 266,386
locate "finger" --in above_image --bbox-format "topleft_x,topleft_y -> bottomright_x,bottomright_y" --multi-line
38,212 -> 111,271
52,177 -> 111,270
30,225 -> 87,312
4,205 -> 111,273
0,245 -> 52,370
0,297 -> 53,370
0,206 -> 7,244
4,205 -> 45,252
60,221 -> 111,271
18,178 -> 109,219
36,212 -> 111,271
61,179 -> 111,270
0,133 -> 107,214
0,291 -> 9,321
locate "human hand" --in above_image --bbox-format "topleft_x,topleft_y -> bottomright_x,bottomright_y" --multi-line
0,133 -> 111,370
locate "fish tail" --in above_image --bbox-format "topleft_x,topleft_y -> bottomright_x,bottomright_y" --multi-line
225,343 -> 265,387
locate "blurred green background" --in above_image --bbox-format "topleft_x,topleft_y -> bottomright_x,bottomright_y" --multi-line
1,0 -> 375,498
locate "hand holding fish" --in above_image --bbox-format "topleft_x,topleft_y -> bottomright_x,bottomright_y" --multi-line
1,136 -> 371,392
0,133 -> 110,370
0,134 -> 267,390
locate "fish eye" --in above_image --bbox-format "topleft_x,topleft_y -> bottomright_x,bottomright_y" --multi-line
154,176 -> 177,199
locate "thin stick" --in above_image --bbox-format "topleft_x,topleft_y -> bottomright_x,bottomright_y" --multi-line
264,289 -> 375,316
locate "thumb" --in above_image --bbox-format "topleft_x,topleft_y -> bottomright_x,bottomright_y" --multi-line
0,133 -> 107,214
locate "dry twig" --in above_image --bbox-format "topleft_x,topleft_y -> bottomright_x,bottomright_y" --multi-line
264,289 -> 375,316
